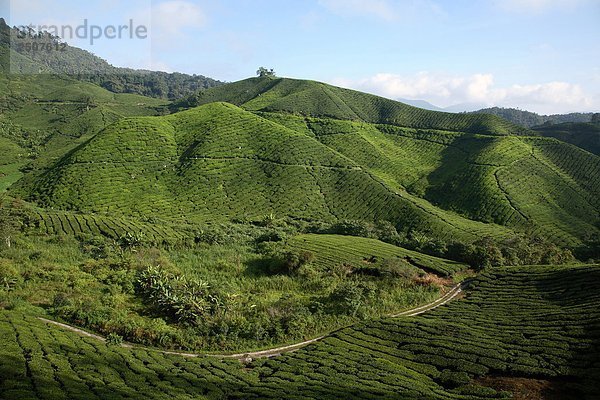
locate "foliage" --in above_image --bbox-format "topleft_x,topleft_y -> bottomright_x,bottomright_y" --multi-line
3,19 -> 222,100
105,332 -> 123,346
2,264 -> 598,399
256,67 -> 276,78
533,121 -> 600,156
278,250 -> 315,275
0,196 -> 25,249
136,266 -> 222,325
470,106 -> 593,128
329,281 -> 376,317
8,77 -> 599,249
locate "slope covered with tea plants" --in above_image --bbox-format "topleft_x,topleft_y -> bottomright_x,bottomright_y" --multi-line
14,101 -> 519,243
2,263 -> 598,399
14,78 -> 599,246
174,77 -> 527,136
0,68 -> 168,193
533,121 -> 600,156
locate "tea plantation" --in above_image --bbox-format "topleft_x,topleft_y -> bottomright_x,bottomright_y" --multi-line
12,87 -> 599,246
1,264 -> 598,399
1,68 -> 599,400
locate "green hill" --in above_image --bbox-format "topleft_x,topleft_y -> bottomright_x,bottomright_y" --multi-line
287,234 -> 466,277
0,18 -> 223,99
12,78 -> 600,246
0,71 -> 168,193
175,77 -> 528,136
13,101 -> 522,243
533,121 -> 600,156
470,106 -> 594,128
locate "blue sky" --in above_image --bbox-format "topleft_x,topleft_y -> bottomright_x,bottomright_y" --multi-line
5,0 -> 600,113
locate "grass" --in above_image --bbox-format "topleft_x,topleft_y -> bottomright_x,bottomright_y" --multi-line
1,263 -> 598,399
0,231 -> 461,352
0,162 -> 24,192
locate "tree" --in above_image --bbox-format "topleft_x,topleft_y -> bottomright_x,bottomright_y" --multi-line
592,113 -> 600,124
0,196 -> 23,249
256,67 -> 276,78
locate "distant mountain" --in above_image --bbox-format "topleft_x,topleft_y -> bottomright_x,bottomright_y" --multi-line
0,18 -> 223,99
397,98 -> 445,112
469,106 -> 594,128
443,102 -> 488,113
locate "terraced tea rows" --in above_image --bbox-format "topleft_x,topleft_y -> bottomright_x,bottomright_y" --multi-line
236,264 -> 600,399
0,313 -> 253,400
15,103 -> 517,242
25,210 -> 191,245
9,77 -> 600,247
287,234 -> 466,276
3,264 -> 597,399
190,77 -> 526,136
306,115 -> 597,245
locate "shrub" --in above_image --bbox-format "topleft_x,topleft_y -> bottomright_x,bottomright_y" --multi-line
379,258 -> 418,279
282,250 -> 315,275
329,281 -> 376,317
118,231 -> 146,249
194,228 -> 227,245
106,333 -> 123,346
0,259 -> 20,291
330,220 -> 376,238
136,266 -> 223,325
255,229 -> 287,244
438,369 -> 471,388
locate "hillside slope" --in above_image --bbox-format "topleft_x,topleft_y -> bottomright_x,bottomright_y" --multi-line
174,77 -> 528,136
0,18 -> 223,99
2,264 -> 598,399
470,106 -> 594,128
13,79 -> 600,246
0,69 -> 167,192
533,122 -> 600,156
15,102 -> 514,242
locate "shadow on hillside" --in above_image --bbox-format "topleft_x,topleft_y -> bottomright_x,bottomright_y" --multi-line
533,266 -> 600,399
421,136 -> 484,220
243,256 -> 277,277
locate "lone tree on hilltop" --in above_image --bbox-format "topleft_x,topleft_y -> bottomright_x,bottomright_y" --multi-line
257,67 -> 276,78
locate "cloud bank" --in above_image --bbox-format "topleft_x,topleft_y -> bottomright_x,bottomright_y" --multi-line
331,72 -> 596,114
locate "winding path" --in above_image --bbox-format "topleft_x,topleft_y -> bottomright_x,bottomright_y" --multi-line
38,281 -> 468,361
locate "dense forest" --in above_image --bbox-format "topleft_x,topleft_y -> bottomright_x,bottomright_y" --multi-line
0,18 -> 223,99
469,106 -> 593,128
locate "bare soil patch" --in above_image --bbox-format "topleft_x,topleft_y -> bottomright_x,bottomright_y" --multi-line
475,376 -> 582,400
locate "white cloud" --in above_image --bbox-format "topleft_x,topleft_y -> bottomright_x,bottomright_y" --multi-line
331,72 -> 597,114
150,1 -> 206,45
317,0 -> 443,22
499,0 -> 591,13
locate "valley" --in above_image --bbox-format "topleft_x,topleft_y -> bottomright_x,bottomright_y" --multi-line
0,12 -> 599,400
